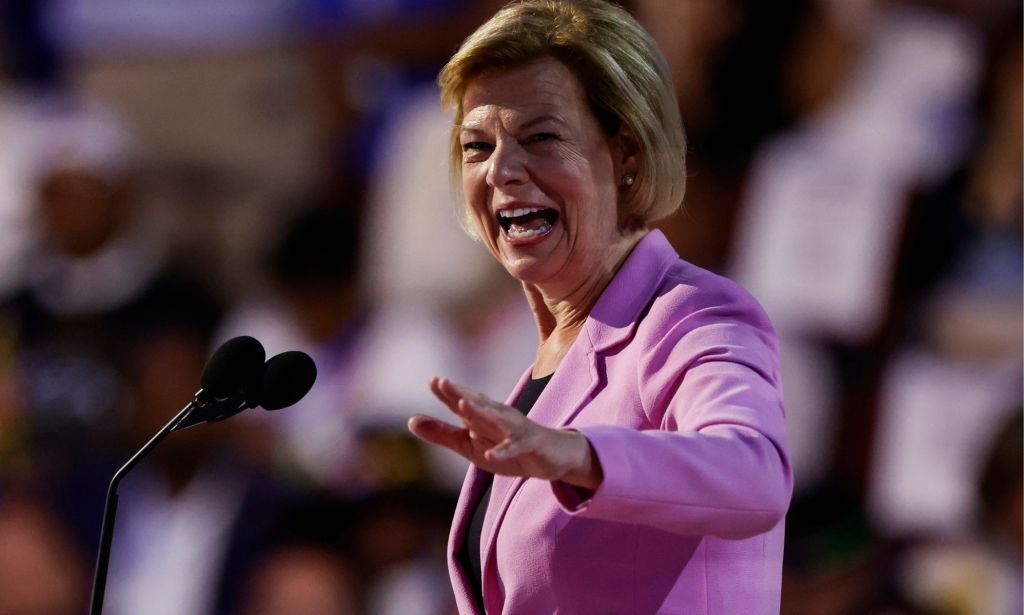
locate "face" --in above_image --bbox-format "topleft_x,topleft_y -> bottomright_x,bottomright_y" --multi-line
459,57 -> 632,288
38,169 -> 130,258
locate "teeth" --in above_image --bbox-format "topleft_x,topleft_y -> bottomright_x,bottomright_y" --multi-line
506,222 -> 552,239
499,207 -> 546,218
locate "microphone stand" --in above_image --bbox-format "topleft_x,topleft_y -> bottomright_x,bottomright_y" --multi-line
88,388 -> 248,615
88,400 -> 193,615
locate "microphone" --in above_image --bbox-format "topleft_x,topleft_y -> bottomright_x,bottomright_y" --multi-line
172,342 -> 317,431
169,336 -> 267,431
88,337 -> 316,615
199,335 -> 266,400
258,350 -> 317,411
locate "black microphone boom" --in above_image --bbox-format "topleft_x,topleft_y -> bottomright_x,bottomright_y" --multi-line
88,338 -> 316,615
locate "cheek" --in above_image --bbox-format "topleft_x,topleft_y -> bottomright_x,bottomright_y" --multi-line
461,172 -> 502,257
581,159 -> 620,231
462,169 -> 488,213
462,174 -> 492,230
561,163 -> 612,229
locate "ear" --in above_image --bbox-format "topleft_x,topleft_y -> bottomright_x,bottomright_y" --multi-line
610,122 -> 644,232
610,121 -> 640,185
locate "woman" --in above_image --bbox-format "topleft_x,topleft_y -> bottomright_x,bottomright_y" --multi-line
407,1 -> 792,613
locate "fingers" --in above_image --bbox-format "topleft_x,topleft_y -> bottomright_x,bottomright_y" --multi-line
453,399 -> 505,444
407,414 -> 458,444
429,377 -> 519,430
407,415 -> 474,459
422,378 -> 549,471
431,377 -> 503,414
429,377 -> 463,415
446,380 -> 500,410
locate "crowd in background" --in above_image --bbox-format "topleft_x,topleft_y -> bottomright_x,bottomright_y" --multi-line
0,0 -> 1020,613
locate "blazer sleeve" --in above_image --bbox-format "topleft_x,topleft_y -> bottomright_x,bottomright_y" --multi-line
550,285 -> 793,540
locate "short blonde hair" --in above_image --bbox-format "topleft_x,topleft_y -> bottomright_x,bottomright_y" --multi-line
439,0 -> 686,234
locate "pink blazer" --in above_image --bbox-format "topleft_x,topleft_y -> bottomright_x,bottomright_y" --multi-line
447,230 -> 793,614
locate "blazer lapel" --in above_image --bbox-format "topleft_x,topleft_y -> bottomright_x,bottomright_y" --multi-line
473,230 -> 680,611
448,464 -> 490,615
478,335 -> 602,611
448,367 -> 533,615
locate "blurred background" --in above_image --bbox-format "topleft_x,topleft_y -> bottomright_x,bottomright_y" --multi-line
0,0 -> 1019,613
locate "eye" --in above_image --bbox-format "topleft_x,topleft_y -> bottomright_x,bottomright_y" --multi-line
523,132 -> 558,144
461,141 -> 492,153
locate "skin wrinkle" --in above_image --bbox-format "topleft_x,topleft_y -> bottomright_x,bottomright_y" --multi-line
459,58 -> 644,374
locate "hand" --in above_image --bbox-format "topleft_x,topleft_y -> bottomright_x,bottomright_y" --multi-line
408,377 -> 603,490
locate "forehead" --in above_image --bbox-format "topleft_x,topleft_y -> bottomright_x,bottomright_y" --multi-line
461,57 -> 590,127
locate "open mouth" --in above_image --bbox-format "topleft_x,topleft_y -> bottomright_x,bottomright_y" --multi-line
497,206 -> 559,240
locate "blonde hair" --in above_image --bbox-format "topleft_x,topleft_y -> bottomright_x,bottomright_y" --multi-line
439,0 -> 686,234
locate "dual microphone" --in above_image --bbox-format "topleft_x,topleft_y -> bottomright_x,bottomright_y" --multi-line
88,336 -> 317,615
174,336 -> 317,431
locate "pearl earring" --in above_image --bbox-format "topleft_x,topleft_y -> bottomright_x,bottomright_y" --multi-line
623,174 -> 635,187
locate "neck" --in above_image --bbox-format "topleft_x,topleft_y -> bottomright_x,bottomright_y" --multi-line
525,228 -> 646,375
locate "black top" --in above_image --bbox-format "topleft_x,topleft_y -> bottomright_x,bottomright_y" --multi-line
456,372 -> 554,613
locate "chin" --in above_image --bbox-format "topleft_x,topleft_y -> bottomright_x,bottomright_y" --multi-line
498,254 -> 555,284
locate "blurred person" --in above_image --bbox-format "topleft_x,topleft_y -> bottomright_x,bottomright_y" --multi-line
902,4 -> 1022,362
0,335 -> 31,487
731,0 -> 984,339
977,412 -> 1022,563
103,318 -> 307,615
860,11 -> 1021,615
235,544 -> 361,615
352,486 -> 458,615
0,93 -> 41,299
214,202 -> 446,490
732,0 -> 981,338
233,486 -> 455,615
0,98 -> 225,545
0,497 -> 88,615
728,0 -> 984,491
217,200 -> 528,493
42,0 -> 295,55
868,4 -> 1021,540
891,412 -> 1022,615
299,0 -> 508,192
357,77 -> 538,426
360,84 -> 504,310
781,482 -> 925,615
352,427 -> 434,490
634,0 -> 804,271
632,0 -> 745,272
0,0 -> 67,298
0,97 -> 321,615
406,2 -> 791,613
0,0 -> 65,89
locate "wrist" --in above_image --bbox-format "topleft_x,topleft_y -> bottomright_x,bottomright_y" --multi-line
558,430 -> 603,491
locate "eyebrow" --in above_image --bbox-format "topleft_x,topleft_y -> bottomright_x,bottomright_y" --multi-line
460,113 -> 564,134
519,114 -> 563,130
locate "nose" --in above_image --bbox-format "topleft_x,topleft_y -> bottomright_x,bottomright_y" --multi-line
486,139 -> 528,188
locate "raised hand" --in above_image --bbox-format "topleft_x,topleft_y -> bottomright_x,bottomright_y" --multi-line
408,377 -> 603,490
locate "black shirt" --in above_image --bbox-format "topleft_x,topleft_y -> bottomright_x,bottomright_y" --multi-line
456,373 -> 554,613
